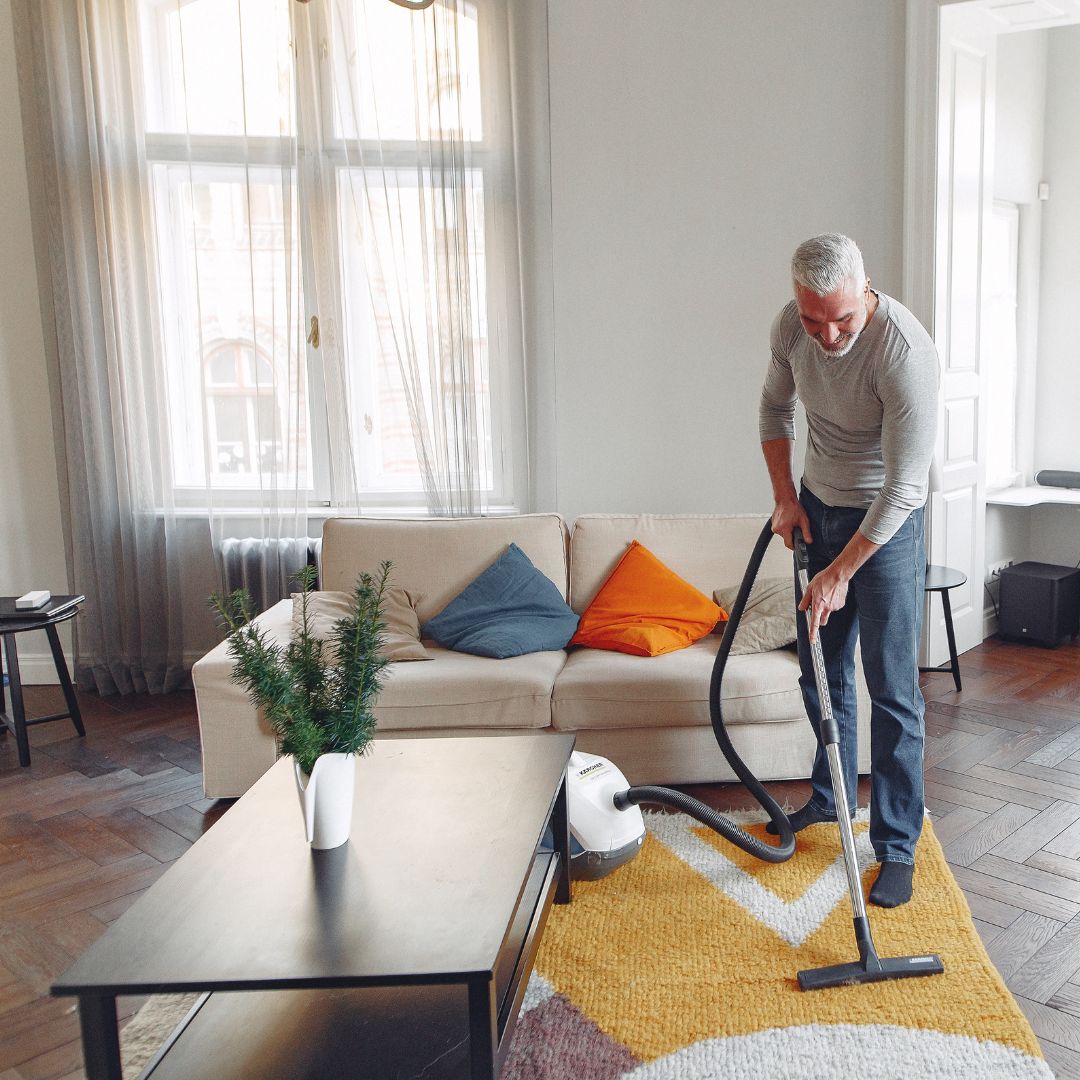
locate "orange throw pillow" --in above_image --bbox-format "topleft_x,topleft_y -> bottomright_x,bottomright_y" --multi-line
570,541 -> 723,656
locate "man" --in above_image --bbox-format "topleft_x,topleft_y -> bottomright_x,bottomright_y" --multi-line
760,233 -> 939,908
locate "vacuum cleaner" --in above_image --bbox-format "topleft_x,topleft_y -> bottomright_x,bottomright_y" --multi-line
566,520 -> 945,991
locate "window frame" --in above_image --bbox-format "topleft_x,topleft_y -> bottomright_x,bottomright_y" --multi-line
138,0 -> 519,512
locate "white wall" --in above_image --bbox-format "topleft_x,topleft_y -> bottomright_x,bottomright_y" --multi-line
1036,25 -> 1080,477
983,30 -> 1046,590
985,25 -> 1080,581
545,0 -> 907,522
994,31 -> 1048,205
1030,25 -> 1080,570
0,0 -> 71,683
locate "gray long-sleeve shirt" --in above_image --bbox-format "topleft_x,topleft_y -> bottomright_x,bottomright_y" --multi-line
759,291 -> 940,545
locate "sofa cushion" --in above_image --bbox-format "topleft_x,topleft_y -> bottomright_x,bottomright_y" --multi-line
423,544 -> 579,658
569,514 -> 792,614
292,588 -> 430,662
713,576 -> 798,655
321,514 -> 569,626
374,646 -> 567,731
569,541 -> 721,656
552,636 -> 805,731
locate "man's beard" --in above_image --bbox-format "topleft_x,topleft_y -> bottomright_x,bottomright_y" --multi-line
812,328 -> 861,358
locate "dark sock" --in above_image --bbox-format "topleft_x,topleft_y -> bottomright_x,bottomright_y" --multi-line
766,801 -> 842,836
869,861 -> 914,908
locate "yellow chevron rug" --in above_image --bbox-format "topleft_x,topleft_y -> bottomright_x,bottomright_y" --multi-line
503,811 -> 1053,1080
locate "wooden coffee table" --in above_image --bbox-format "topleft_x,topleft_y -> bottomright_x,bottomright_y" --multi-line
52,733 -> 574,1079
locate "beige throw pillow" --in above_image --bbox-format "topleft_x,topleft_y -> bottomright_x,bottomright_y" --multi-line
713,576 -> 797,655
291,588 -> 431,662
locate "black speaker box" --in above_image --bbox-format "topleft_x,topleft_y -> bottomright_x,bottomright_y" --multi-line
999,562 -> 1080,648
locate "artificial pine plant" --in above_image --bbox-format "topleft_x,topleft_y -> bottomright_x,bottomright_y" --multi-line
210,562 -> 392,776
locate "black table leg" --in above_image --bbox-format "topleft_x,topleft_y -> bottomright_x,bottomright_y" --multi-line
551,770 -> 571,905
941,589 -> 962,693
77,994 -> 123,1080
2,634 -> 30,767
45,623 -> 85,736
467,976 -> 497,1080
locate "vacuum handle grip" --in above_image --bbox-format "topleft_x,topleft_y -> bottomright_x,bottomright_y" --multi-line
792,526 -> 810,577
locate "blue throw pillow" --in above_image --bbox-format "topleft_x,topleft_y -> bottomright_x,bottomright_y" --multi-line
423,543 -> 579,658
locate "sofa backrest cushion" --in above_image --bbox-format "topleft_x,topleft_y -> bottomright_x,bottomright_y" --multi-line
423,543 -> 579,658
321,514 -> 569,625
569,540 -> 722,656
569,514 -> 791,615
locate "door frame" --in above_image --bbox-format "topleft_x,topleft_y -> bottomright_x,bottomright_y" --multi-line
905,0 -> 995,668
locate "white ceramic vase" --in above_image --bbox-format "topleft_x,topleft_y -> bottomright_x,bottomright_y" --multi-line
294,753 -> 355,850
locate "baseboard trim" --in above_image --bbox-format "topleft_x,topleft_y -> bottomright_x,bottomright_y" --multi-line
3,650 -> 69,687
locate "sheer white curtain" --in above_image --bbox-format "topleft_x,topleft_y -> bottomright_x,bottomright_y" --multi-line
298,0 -> 520,516
30,0 -> 188,693
27,0 -> 529,687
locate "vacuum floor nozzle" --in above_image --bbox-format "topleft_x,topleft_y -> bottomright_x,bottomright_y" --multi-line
798,952 -> 945,991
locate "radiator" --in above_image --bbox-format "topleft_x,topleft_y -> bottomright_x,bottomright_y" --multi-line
219,536 -> 321,613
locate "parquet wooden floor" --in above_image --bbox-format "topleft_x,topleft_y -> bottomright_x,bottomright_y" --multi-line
0,634 -> 1078,1078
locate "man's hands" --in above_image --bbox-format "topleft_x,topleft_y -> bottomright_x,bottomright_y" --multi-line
786,522 -> 881,644
798,563 -> 849,643
760,438 -> 876,643
770,495 -> 836,642
770,495 -> 812,550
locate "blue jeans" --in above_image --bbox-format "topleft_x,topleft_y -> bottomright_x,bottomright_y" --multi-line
797,485 -> 926,865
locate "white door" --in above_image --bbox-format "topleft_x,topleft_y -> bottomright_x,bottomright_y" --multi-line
924,5 -> 998,667
907,0 -> 1080,667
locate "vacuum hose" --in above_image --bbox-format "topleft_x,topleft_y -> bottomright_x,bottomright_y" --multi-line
612,520 -> 796,863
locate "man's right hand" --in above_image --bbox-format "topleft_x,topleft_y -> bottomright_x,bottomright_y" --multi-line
771,497 -> 813,550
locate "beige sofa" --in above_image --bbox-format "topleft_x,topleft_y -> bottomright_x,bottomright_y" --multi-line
193,513 -> 871,798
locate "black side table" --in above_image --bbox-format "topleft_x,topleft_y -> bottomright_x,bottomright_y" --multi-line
920,566 -> 967,693
0,596 -> 86,766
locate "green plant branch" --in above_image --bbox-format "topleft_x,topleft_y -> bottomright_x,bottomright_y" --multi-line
209,560 -> 393,776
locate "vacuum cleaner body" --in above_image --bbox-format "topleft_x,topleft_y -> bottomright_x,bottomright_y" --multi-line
566,751 -> 645,880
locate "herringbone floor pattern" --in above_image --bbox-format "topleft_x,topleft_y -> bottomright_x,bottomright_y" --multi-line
0,634 -> 1078,1078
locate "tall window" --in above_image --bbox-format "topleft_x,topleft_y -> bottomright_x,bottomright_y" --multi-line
983,201 -> 1020,491
135,0 -> 512,508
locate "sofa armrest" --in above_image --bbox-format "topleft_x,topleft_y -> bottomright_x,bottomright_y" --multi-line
193,598 -> 293,798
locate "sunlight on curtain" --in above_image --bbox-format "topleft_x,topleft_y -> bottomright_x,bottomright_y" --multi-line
32,0 -> 189,692
298,0 -> 515,516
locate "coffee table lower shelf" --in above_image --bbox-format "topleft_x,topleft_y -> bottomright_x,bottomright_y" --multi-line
132,851 -> 560,1080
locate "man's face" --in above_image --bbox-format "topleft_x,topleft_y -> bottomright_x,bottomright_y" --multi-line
794,276 -> 869,358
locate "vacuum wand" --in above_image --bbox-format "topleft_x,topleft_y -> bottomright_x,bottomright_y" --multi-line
791,527 -> 944,991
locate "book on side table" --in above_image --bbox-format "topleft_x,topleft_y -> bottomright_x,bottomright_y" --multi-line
0,594 -> 84,621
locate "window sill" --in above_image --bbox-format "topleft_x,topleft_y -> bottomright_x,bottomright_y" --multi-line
159,504 -> 522,521
986,486 -> 1080,508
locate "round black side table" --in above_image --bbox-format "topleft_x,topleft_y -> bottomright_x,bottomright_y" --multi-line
919,566 -> 967,693
0,597 -> 85,767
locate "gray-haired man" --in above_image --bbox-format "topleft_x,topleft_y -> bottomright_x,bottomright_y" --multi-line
760,233 -> 939,908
